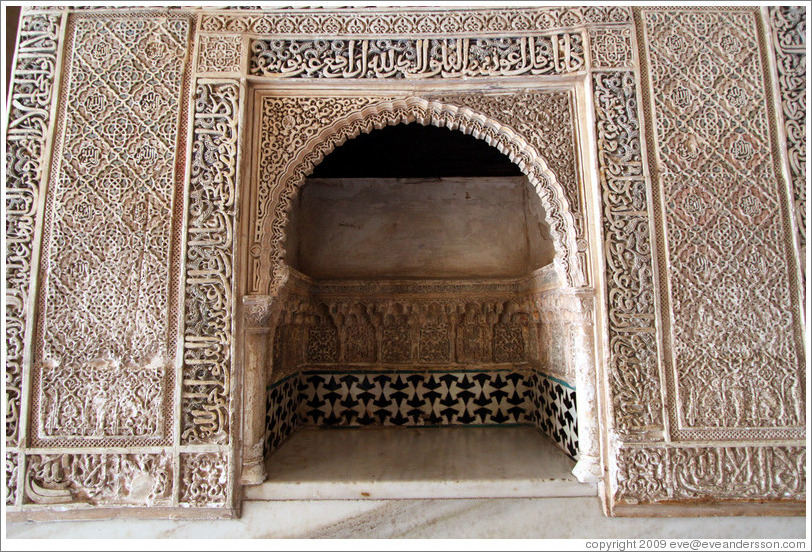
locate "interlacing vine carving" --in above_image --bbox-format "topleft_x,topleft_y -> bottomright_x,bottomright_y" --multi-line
179,453 -> 228,507
5,13 -> 60,446
182,82 -> 240,445
6,454 -> 19,506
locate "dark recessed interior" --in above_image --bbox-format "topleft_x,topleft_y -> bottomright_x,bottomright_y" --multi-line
310,123 -> 524,178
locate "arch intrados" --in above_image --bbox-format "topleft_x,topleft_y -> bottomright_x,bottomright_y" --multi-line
262,97 -> 583,292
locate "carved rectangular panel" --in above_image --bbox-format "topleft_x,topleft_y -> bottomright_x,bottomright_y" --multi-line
24,453 -> 173,506
197,35 -> 242,73
589,28 -> 634,69
5,13 -> 61,446
178,452 -> 229,507
31,14 -> 191,446
615,445 -> 805,504
643,9 -> 805,437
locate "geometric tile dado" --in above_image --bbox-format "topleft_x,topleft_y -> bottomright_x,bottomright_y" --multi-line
264,369 -> 579,461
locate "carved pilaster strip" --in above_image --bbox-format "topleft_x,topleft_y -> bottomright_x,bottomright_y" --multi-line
5,12 -> 61,446
181,81 -> 240,445
592,71 -> 662,438
768,6 -> 806,280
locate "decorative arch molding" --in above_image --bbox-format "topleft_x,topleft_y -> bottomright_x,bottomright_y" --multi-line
250,96 -> 585,295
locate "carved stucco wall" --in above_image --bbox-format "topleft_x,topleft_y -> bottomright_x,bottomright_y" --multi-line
4,5 -> 805,518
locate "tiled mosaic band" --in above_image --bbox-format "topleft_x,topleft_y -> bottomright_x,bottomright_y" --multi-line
528,372 -> 578,458
265,369 -> 578,459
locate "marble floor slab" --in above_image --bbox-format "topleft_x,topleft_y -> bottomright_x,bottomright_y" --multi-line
6,497 -> 806,539
247,426 -> 593,499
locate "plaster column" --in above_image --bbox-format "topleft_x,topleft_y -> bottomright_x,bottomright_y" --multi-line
569,293 -> 602,483
240,295 -> 274,485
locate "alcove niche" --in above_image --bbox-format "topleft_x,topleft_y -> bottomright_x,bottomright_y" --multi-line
248,123 -> 594,499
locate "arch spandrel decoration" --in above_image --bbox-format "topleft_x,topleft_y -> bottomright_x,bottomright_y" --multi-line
249,96 -> 585,295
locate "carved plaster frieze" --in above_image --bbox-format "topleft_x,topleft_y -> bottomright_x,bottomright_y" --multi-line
5,12 -> 61,446
181,81 -> 240,445
179,452 -> 229,507
272,295 -> 539,377
643,9 -> 805,436
592,70 -> 662,439
768,6 -> 806,280
24,453 -> 172,505
311,278 -> 520,298
250,35 -> 584,79
31,13 -> 191,447
614,445 -> 806,504
201,6 -> 631,35
532,289 -> 595,327
251,95 -> 583,295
